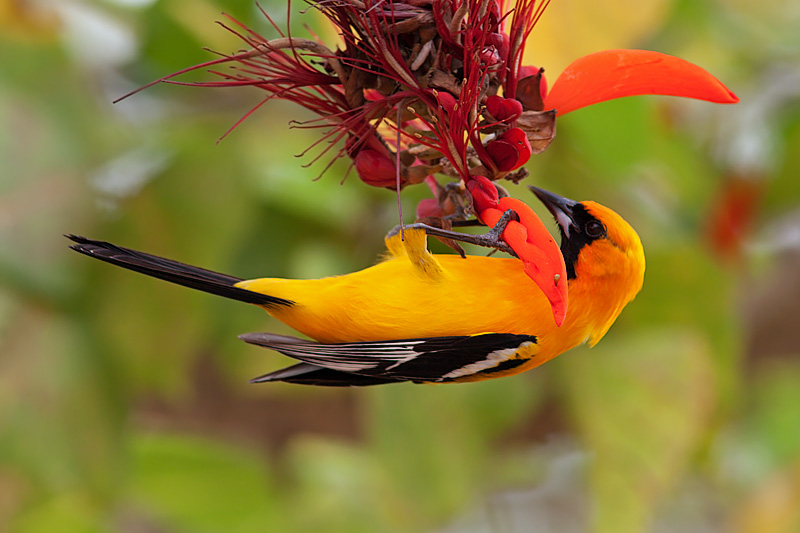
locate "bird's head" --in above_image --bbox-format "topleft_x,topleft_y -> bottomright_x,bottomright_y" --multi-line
531,187 -> 645,342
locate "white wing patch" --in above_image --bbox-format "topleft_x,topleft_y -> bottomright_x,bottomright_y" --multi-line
320,361 -> 381,372
239,332 -> 539,383
441,342 -> 534,379
246,336 -> 429,373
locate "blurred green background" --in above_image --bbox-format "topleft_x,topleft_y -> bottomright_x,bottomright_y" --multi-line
2,0 -> 800,531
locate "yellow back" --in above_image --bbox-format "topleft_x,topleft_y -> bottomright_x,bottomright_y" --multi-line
236,210 -> 644,370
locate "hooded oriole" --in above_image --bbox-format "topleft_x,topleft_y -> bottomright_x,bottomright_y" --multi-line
68,187 -> 644,386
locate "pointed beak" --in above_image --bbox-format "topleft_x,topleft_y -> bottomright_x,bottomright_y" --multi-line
529,186 -> 580,240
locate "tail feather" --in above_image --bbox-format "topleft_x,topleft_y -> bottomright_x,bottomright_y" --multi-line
67,235 -> 293,308
250,362 -> 403,387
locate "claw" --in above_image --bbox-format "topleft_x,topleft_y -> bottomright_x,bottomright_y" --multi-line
387,214 -> 519,257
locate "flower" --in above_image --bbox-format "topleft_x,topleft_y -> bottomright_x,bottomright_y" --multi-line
485,127 -> 531,172
541,49 -> 739,116
120,0 -> 738,213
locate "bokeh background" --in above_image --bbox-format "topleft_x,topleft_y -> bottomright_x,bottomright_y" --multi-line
2,0 -> 800,531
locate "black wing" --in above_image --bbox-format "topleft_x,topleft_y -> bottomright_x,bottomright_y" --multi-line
249,363 -> 404,387
240,332 -> 538,385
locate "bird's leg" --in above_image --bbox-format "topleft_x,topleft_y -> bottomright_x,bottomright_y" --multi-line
449,218 -> 485,227
388,209 -> 520,257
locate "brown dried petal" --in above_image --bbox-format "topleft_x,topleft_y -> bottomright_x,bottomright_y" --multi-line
344,70 -> 368,109
391,12 -> 435,34
427,69 -> 462,96
516,69 -> 546,111
516,109 -> 556,154
503,166 -> 530,185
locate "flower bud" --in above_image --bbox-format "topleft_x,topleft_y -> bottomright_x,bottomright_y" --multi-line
435,90 -> 458,114
480,46 -> 502,67
354,149 -> 400,187
516,66 -> 548,110
485,127 -> 532,171
466,175 -> 500,214
416,198 -> 443,218
486,32 -> 509,63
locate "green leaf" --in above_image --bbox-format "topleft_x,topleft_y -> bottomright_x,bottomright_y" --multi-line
561,328 -> 715,533
129,433 -> 282,533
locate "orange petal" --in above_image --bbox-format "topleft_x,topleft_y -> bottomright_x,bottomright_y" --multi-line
480,197 -> 568,326
543,49 -> 739,116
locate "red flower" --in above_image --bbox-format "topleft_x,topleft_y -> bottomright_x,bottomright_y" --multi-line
119,2 -> 737,291
485,127 -> 531,172
121,1 -> 737,197
705,174 -> 763,262
485,95 -> 523,123
540,49 -> 739,116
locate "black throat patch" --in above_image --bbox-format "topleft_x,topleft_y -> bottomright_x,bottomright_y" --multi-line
559,203 -> 607,280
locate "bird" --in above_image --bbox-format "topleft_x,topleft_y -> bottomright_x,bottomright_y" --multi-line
67,187 -> 645,386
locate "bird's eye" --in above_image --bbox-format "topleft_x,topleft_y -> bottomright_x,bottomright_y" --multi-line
585,220 -> 605,238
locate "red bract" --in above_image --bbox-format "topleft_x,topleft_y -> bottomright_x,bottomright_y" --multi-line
485,95 -> 523,123
354,149 -> 399,187
485,127 -> 532,171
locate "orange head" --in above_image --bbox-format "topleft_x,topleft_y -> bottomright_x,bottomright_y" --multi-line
531,187 -> 646,343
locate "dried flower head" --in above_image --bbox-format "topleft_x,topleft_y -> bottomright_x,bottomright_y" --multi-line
119,0 -> 738,220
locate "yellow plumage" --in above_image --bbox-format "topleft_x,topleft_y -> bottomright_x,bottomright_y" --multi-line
237,199 -> 644,380
69,189 -> 645,385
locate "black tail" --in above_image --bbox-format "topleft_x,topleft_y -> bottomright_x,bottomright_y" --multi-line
67,235 -> 293,308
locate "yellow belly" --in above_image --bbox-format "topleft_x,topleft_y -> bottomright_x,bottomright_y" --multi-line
235,253 -> 592,371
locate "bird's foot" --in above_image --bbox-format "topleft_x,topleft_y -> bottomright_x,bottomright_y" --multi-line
388,209 -> 519,257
